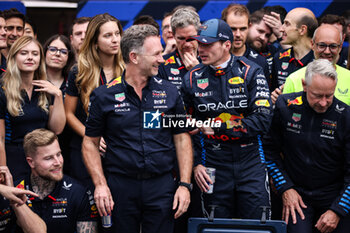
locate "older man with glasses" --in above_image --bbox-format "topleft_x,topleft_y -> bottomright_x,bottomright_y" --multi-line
283,24 -> 350,106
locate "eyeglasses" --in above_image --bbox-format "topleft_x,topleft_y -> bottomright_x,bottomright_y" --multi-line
47,46 -> 69,56
315,43 -> 340,52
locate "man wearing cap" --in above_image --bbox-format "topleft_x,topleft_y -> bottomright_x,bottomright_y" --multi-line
182,19 -> 272,219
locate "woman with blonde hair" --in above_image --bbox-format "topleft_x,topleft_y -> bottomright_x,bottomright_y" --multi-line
0,36 -> 65,179
65,13 -> 124,186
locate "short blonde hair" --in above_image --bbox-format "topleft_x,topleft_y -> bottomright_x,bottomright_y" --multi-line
23,129 -> 58,157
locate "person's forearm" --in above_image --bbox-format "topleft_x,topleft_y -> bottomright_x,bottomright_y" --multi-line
174,133 -> 193,183
13,204 -> 46,233
48,92 -> 66,134
82,136 -> 107,186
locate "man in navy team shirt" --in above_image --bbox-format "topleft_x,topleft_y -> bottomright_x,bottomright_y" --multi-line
14,129 -> 98,233
83,24 -> 193,233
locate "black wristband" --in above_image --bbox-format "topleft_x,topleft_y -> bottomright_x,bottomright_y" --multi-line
179,181 -> 193,192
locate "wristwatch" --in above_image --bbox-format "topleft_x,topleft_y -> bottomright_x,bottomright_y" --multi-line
179,181 -> 193,192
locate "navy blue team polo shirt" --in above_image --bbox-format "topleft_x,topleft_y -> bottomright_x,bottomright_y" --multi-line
0,54 -> 6,76
14,175 -> 98,233
85,74 -> 188,177
0,87 -> 50,145
271,47 -> 314,89
0,197 -> 13,233
65,66 -> 107,149
158,49 -> 191,90
66,66 -> 108,127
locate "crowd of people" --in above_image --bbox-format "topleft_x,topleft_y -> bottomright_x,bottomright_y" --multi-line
0,3 -> 349,233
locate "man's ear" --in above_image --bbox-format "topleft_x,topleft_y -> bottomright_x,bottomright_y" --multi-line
26,156 -> 35,169
299,25 -> 307,36
129,51 -> 138,64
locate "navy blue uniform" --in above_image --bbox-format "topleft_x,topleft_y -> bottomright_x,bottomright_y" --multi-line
259,40 -> 283,89
0,87 -> 51,180
243,44 -> 270,84
85,74 -> 188,233
13,175 -> 98,233
272,48 -> 314,89
182,55 -> 272,219
65,67 -> 107,186
158,49 -> 191,90
0,54 -> 6,77
56,76 -> 71,175
0,197 -> 13,233
337,46 -> 348,69
264,92 -> 350,232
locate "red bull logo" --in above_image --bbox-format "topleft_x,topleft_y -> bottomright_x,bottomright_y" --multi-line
215,70 -> 225,76
287,96 -> 303,106
107,76 -> 121,88
165,56 -> 176,65
279,49 -> 291,59
215,113 -> 247,132
16,180 -> 25,190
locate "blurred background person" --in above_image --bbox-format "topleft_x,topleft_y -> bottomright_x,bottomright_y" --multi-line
319,14 -> 348,69
0,36 -> 65,180
69,16 -> 90,61
222,4 -> 270,81
0,11 -> 7,76
23,17 -> 37,39
158,8 -> 200,90
3,8 -> 25,58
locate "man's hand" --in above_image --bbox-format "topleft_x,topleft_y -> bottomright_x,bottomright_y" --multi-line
99,137 -> 107,156
0,166 -> 38,205
173,186 -> 190,219
263,12 -> 283,39
271,84 -> 284,104
282,188 -> 307,224
183,52 -> 199,70
193,164 -> 213,193
94,184 -> 114,217
163,38 -> 176,55
199,126 -> 215,135
315,210 -> 340,233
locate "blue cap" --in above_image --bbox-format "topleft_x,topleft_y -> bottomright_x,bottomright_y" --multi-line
190,19 -> 233,44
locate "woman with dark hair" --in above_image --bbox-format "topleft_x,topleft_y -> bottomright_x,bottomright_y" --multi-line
43,34 -> 75,96
0,36 -> 65,179
65,13 -> 124,187
44,35 -> 75,174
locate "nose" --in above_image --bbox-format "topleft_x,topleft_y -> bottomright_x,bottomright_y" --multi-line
234,29 -> 241,37
319,97 -> 327,107
53,154 -> 63,166
157,54 -> 165,63
280,24 -> 285,33
324,46 -> 331,53
81,32 -> 86,41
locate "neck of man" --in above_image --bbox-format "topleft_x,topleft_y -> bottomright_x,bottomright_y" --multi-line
30,173 -> 57,200
292,37 -> 312,60
1,47 -> 9,58
124,63 -> 149,100
232,44 -> 246,56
